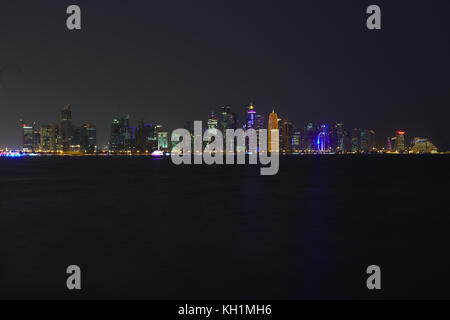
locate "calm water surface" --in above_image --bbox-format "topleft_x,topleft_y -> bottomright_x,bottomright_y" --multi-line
0,155 -> 449,299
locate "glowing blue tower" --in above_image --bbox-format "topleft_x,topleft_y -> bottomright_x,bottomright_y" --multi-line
317,125 -> 329,152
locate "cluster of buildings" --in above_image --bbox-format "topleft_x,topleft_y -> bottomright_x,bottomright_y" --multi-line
17,103 -> 439,155
20,105 -> 97,153
108,115 -> 169,153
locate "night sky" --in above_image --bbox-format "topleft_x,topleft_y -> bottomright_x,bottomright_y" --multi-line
1,0 -> 449,149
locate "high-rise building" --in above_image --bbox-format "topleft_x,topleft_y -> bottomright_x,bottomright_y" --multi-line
39,125 -> 57,152
33,126 -> 41,151
134,121 -> 158,152
387,137 -> 392,152
158,132 -> 169,151
80,123 -> 97,153
303,123 -> 316,152
351,128 -> 361,152
280,117 -> 294,154
109,119 -> 121,152
109,116 -> 132,152
334,122 -> 345,152
60,104 -> 72,152
293,131 -> 301,153
317,125 -> 330,152
360,130 -> 375,152
396,130 -> 406,153
268,110 -> 279,153
245,103 -> 256,129
20,120 -> 35,152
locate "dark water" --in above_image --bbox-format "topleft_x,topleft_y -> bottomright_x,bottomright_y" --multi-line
0,155 -> 449,299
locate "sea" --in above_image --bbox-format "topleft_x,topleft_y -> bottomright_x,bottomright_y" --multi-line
0,155 -> 449,299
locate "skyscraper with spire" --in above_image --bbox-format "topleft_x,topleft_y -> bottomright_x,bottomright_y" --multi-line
245,103 -> 256,129
268,110 -> 279,153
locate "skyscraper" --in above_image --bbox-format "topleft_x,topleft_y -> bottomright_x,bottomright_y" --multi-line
158,132 -> 169,151
280,117 -> 294,154
60,104 -> 72,152
334,122 -> 345,152
360,130 -> 375,152
317,125 -> 330,152
387,137 -> 392,152
245,103 -> 256,129
80,123 -> 97,153
303,123 -> 315,152
396,130 -> 406,153
293,131 -> 301,153
109,119 -> 121,152
134,121 -> 158,152
39,125 -> 57,152
20,120 -> 35,152
268,110 -> 279,153
351,128 -> 361,152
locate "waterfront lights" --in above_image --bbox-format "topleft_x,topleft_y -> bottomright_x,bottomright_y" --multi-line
0,151 -> 25,158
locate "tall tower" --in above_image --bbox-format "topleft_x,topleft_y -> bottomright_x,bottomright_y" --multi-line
280,117 -> 294,154
396,130 -> 406,153
268,110 -> 279,153
20,120 -> 35,152
246,103 -> 256,129
60,104 -> 72,152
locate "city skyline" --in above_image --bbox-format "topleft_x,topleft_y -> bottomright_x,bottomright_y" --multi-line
7,102 -> 442,154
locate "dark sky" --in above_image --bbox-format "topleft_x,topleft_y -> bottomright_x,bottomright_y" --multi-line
1,0 -> 449,149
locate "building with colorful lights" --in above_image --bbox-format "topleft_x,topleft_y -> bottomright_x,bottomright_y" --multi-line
395,130 -> 406,153
20,120 -> 36,152
411,137 -> 438,154
268,110 -> 279,153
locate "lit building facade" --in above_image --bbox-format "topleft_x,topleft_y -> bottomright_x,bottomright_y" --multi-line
60,104 -> 72,152
158,132 -> 169,151
268,110 -> 279,153
396,131 -> 406,153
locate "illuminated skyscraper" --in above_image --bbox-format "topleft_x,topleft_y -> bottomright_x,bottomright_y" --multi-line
302,123 -> 316,152
246,103 -> 256,129
334,122 -> 345,152
317,125 -> 330,152
39,125 -> 57,152
109,119 -> 121,152
351,128 -> 361,152
360,130 -> 375,152
109,116 -> 132,152
20,120 -> 35,152
396,130 -> 406,153
268,110 -> 279,153
60,104 -> 72,152
80,123 -> 97,153
158,132 -> 169,150
293,131 -> 301,153
280,117 -> 294,154
387,137 -> 392,152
